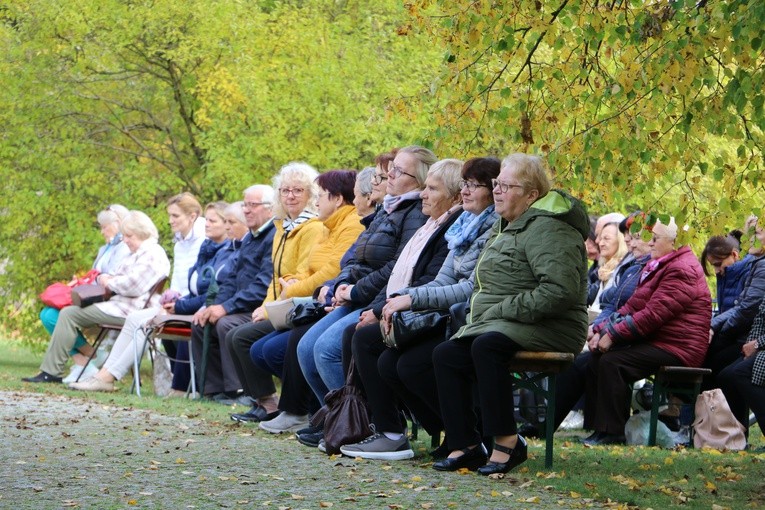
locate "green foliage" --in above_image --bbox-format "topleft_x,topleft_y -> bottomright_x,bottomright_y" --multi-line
406,0 -> 765,243
0,0 -> 440,339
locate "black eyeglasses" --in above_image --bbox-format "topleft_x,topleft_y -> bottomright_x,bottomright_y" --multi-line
372,173 -> 388,185
389,165 -> 417,180
491,179 -> 525,193
459,180 -> 489,192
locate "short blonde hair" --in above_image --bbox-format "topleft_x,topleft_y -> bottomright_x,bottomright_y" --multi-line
205,201 -> 229,221
428,159 -> 464,199
501,153 -> 551,198
121,211 -> 159,241
399,145 -> 438,188
271,162 -> 319,219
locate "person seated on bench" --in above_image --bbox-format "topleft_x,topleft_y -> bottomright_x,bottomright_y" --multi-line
551,212 -> 654,433
703,226 -> 765,390
718,297 -> 765,444
23,211 -> 170,384
582,217 -> 711,445
431,153 -> 589,475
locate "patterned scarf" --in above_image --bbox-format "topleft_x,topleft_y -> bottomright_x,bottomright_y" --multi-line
444,205 -> 496,255
282,210 -> 317,233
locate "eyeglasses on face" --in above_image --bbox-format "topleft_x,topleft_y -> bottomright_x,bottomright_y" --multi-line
491,179 -> 525,193
389,165 -> 417,180
279,187 -> 305,197
459,179 -> 489,192
372,173 -> 388,185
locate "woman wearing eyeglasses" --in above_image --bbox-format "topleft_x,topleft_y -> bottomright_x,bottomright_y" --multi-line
583,217 -> 711,446
431,154 -> 589,474
294,146 -> 432,416
338,157 -> 499,460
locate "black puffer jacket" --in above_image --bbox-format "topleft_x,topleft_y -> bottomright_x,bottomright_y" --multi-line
366,207 -> 462,317
334,198 -> 427,306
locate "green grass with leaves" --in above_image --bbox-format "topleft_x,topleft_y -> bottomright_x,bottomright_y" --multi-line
2,336 -> 764,509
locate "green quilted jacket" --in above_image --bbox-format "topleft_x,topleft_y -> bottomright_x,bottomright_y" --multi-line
452,189 -> 589,355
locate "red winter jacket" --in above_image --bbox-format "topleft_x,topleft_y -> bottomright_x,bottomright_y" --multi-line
595,245 -> 711,367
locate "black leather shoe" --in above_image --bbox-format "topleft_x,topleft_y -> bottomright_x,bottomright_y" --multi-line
230,405 -> 279,423
518,422 -> 541,439
22,371 -> 62,384
478,435 -> 528,476
429,441 -> 450,460
581,431 -> 625,446
296,430 -> 323,448
432,444 -> 488,471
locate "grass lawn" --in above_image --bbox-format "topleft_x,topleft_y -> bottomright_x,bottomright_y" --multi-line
2,336 -> 764,509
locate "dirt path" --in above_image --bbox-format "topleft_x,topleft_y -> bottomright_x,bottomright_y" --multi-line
0,391 -> 568,509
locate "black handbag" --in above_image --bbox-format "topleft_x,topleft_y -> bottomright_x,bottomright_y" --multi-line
71,284 -> 110,307
380,309 -> 450,350
288,300 -> 327,328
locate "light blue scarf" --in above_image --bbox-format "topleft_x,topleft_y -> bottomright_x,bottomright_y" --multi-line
445,205 -> 496,255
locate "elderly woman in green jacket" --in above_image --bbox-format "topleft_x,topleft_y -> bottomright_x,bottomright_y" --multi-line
432,153 -> 589,475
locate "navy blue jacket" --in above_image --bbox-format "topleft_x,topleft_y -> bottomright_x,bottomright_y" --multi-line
592,254 -> 650,329
712,255 -> 765,345
715,255 -> 754,314
174,239 -> 235,315
214,221 -> 276,314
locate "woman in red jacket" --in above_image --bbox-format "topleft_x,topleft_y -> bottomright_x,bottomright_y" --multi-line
582,217 -> 712,445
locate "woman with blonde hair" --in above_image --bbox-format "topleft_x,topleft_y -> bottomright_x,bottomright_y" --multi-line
589,222 -> 629,315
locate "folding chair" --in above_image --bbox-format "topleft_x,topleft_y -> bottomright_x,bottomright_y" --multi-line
76,276 -> 168,383
139,314 -> 198,398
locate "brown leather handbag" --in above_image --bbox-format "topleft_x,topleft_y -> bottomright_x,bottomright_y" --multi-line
71,284 -> 111,307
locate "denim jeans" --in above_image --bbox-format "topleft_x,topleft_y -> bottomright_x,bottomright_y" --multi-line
296,305 -> 360,405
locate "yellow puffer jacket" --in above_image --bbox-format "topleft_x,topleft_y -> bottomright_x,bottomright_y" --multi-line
262,216 -> 325,308
282,204 -> 365,298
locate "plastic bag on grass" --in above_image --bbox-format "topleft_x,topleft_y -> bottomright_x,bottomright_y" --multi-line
624,411 -> 675,448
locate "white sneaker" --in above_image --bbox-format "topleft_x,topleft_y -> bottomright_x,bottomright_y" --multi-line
62,363 -> 98,384
259,412 -> 309,434
560,410 -> 584,430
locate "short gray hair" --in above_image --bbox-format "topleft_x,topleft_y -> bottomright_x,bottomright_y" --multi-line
428,159 -> 464,198
97,204 -> 129,227
121,211 -> 159,241
225,201 -> 246,224
244,184 -> 275,206
357,167 -> 375,196
271,162 -> 319,219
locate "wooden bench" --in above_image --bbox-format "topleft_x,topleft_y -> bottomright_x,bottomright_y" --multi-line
508,351 -> 575,469
648,366 -> 711,446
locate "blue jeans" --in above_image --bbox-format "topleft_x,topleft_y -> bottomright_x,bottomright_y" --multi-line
296,305 -> 360,405
250,330 -> 290,377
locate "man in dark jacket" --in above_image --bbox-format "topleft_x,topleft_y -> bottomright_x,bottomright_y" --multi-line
190,184 -> 276,404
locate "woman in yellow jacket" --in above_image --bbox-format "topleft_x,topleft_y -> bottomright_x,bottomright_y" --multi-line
227,170 -> 365,425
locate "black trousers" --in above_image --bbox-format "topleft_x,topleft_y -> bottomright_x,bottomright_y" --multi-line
190,312 -> 253,395
278,323 -> 320,415
226,320 -> 278,399
584,343 -> 680,435
378,332 -> 446,436
718,354 -> 764,435
433,332 -> 523,451
553,350 -> 591,430
702,340 -> 744,391
350,323 -> 406,433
